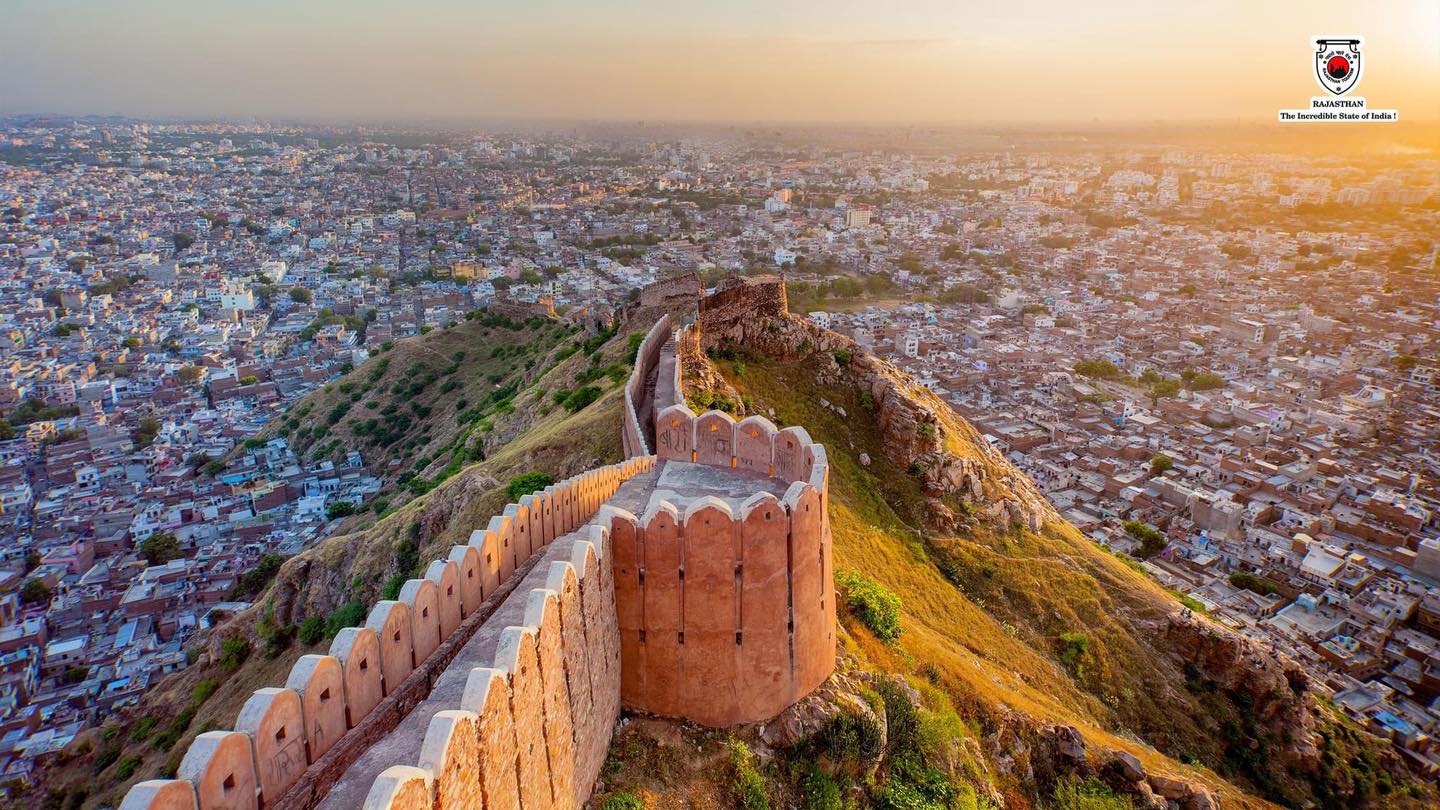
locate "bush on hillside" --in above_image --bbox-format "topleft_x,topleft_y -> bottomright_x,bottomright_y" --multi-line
1051,777 -> 1134,810
727,738 -> 770,810
1229,571 -> 1280,596
837,571 -> 903,641
219,638 -> 251,672
505,471 -> 553,500
600,794 -> 645,810
1057,632 -> 1091,678
560,385 -> 603,412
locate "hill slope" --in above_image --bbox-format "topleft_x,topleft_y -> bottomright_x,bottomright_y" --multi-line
594,305 -> 1431,810
34,312 -> 639,810
33,304 -> 1430,810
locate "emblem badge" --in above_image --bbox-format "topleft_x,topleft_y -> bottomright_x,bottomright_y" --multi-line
1314,38 -> 1362,96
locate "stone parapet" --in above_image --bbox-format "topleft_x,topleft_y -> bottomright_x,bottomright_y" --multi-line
622,314 -> 670,458
606,480 -> 834,727
121,458 -> 653,810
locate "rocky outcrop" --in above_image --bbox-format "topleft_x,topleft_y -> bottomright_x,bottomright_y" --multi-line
694,277 -> 1049,533
975,710 -> 1231,810
675,322 -> 744,413
760,664 -> 909,752
1163,613 -> 1321,768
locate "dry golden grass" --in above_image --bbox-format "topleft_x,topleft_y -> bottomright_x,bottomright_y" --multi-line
716,356 -> 1283,809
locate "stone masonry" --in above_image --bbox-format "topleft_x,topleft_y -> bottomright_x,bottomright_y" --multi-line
120,306 -> 835,810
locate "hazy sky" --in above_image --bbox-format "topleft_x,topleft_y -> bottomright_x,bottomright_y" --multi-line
2,0 -> 1437,124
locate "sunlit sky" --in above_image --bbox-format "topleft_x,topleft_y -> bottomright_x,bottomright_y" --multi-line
2,0 -> 1437,124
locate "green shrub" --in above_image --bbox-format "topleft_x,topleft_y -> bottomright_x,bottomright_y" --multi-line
727,738 -> 770,810
916,705 -> 967,766
152,706 -> 197,751
837,571 -> 903,641
1171,591 -> 1206,613
229,553 -> 285,598
1121,520 -> 1168,558
255,605 -> 295,658
298,616 -> 326,645
219,638 -> 251,672
193,678 -> 219,705
802,768 -> 842,810
1228,571 -> 1280,596
382,575 -> 406,600
816,709 -> 884,762
601,793 -> 645,810
129,716 -> 157,742
505,471 -> 554,500
874,679 -> 918,755
115,756 -> 140,780
561,385 -> 603,412
1051,777 -> 1133,810
325,601 -> 368,638
1057,632 -> 1090,678
873,777 -> 947,810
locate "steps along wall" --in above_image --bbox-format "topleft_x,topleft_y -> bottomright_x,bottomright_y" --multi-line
618,402 -> 836,727
119,457 -> 652,810
622,313 -> 670,458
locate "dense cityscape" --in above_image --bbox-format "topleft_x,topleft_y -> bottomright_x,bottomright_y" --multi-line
0,116 -> 1437,796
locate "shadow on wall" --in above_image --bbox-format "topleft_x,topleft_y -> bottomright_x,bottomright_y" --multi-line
119,457 -> 652,810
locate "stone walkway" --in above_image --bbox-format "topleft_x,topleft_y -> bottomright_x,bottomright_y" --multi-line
313,459 -> 783,809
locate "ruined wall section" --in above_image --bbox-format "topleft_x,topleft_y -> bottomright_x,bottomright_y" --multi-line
120,458 -> 651,810
695,276 -> 1050,533
622,313 -> 670,458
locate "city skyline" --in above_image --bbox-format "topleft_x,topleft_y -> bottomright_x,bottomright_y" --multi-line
3,0 -> 1438,125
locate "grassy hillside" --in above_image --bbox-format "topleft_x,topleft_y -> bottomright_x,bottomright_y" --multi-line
260,312 -> 626,501
35,312 -> 639,810
595,347 -> 1431,810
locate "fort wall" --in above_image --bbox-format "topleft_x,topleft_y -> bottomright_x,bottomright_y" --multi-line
124,301 -> 837,810
121,457 -> 652,810
345,520 -> 621,810
611,406 -> 835,727
622,314 -> 670,458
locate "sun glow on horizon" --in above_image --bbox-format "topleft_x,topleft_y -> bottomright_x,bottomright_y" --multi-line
1,0 -> 1436,125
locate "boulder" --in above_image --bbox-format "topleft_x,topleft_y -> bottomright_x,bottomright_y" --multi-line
1054,726 -> 1086,764
1185,788 -> 1219,810
1113,751 -> 1146,783
760,670 -> 886,766
1148,773 -> 1191,800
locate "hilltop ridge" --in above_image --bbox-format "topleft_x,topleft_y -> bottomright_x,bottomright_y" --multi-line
31,288 -> 1432,810
30,311 -> 639,810
587,275 -> 1427,810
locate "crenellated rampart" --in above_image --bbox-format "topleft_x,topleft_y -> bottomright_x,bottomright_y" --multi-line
615,401 -> 834,727
119,458 -> 651,810
121,300 -> 837,810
